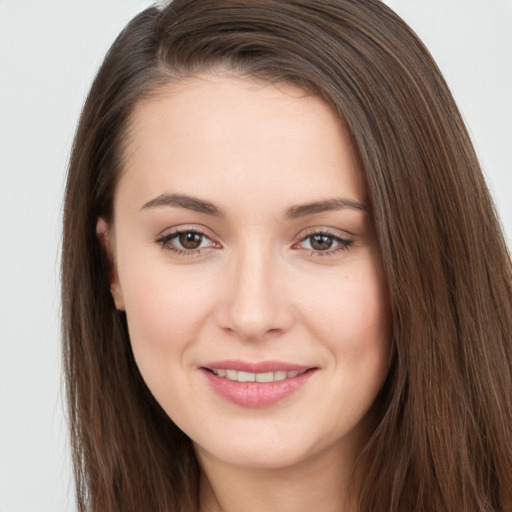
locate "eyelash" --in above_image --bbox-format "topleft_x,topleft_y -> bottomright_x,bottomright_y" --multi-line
295,229 -> 353,257
154,228 -> 218,258
154,228 -> 353,258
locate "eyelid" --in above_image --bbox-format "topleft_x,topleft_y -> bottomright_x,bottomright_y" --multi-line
154,224 -> 353,257
292,227 -> 354,255
154,225 -> 222,254
156,224 -> 219,241
294,226 -> 353,243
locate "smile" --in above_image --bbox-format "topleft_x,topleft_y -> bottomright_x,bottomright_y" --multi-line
211,369 -> 307,382
202,361 -> 317,408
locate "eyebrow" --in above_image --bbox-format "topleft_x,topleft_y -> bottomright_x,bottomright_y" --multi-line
141,193 -> 224,216
285,198 -> 369,218
141,193 -> 369,218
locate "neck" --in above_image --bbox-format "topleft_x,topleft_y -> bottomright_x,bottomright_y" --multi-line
196,442 -> 360,512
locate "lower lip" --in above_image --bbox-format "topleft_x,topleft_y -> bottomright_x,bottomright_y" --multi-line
202,369 -> 316,408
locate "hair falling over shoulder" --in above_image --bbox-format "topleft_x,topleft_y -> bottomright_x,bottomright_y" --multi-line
61,1 -> 512,510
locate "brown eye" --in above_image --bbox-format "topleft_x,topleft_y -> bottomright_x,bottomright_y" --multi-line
156,229 -> 218,255
309,234 -> 334,251
295,230 -> 352,256
178,232 -> 203,249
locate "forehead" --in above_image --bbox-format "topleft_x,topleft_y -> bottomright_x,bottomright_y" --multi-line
117,74 -> 364,214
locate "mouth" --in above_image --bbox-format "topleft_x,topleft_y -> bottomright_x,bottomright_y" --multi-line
207,368 -> 309,383
201,361 -> 318,408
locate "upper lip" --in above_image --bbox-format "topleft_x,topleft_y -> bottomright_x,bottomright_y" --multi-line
201,360 -> 316,373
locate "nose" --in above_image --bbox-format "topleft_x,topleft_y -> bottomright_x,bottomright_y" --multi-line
216,244 -> 295,342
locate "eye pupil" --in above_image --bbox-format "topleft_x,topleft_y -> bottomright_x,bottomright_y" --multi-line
311,234 -> 333,251
179,232 -> 203,249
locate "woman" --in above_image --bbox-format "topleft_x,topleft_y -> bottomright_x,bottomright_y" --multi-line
61,1 -> 512,511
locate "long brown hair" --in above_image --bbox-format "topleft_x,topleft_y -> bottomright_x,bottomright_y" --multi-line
62,1 -> 512,510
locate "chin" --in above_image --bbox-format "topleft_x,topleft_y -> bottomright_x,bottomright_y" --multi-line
196,440 -> 309,470
192,421 -> 358,472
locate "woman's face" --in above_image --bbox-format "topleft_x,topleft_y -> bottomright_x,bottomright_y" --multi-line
101,74 -> 391,470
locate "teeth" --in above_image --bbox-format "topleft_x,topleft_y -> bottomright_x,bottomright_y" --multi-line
226,369 -> 237,380
211,369 -> 306,382
237,371 -> 255,382
255,371 -> 273,383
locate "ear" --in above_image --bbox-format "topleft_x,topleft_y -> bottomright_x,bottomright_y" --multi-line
96,218 -> 125,311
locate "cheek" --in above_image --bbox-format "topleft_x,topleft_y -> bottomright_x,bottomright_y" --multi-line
118,259 -> 217,386
299,261 -> 390,354
297,261 -> 391,414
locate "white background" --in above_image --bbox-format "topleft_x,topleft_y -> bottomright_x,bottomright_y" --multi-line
0,1 -> 510,511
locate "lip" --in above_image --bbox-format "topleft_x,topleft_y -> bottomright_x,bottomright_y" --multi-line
203,359 -> 312,373
200,360 -> 317,408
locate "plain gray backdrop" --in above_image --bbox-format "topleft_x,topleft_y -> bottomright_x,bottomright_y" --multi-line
0,1 -> 510,511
